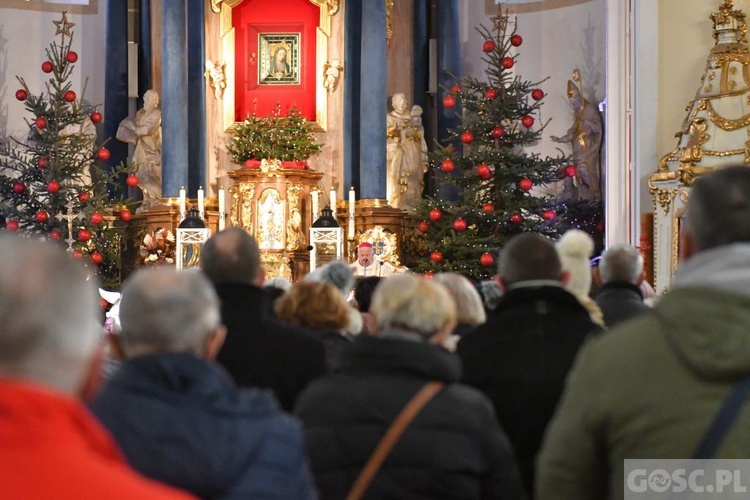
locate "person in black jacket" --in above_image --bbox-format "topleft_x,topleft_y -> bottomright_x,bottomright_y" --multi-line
201,228 -> 327,411
90,267 -> 316,499
457,233 -> 600,497
295,273 -> 525,500
594,243 -> 651,327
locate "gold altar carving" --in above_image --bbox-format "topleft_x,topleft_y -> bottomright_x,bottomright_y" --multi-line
357,226 -> 401,267
217,0 -> 337,132
259,158 -> 282,178
228,166 -> 324,280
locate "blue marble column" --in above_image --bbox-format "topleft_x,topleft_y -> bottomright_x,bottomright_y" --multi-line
343,1 -> 362,192
359,0 -> 387,200
187,0 -> 206,193
161,0 -> 189,197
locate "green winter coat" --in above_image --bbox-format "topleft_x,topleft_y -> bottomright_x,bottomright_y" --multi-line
537,246 -> 750,500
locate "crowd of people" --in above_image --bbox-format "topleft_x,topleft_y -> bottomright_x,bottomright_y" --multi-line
1,166 -> 749,499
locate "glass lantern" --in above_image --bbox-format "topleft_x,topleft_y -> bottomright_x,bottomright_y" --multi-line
176,207 -> 212,270
309,206 -> 343,271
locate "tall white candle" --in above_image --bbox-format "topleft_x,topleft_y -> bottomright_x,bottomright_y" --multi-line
197,187 -> 205,219
179,187 -> 186,220
218,189 -> 226,231
330,187 -> 337,216
311,189 -> 319,221
348,187 -> 355,239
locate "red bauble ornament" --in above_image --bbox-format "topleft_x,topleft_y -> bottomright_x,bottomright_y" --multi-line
65,51 -> 78,63
441,159 -> 455,173
97,148 -> 111,161
41,61 -> 54,73
519,178 -> 533,191
78,191 -> 90,203
5,220 -> 19,231
491,126 -> 505,139
596,220 -> 605,233
442,95 -> 456,109
461,131 -> 475,144
35,117 -> 47,129
445,144 -> 456,153
423,271 -> 435,279
90,111 -> 102,124
418,220 -> 430,233
522,115 -> 535,128
477,163 -> 493,180
501,57 -> 515,69
50,228 -> 62,240
90,212 -> 104,225
77,229 -> 91,242
12,181 -> 25,194
34,211 -> 48,223
542,209 -> 557,221
15,89 -> 27,101
482,202 -> 496,213
453,218 -> 467,232
565,164 -> 578,177
90,251 -> 103,265
46,180 -> 61,194
510,34 -> 523,47
37,157 -> 49,169
99,297 -> 110,309
450,84 -> 461,94
480,252 -> 495,267
429,208 -> 443,222
126,174 -> 139,187
510,213 -> 523,225
63,90 -> 76,102
430,251 -> 444,263
72,250 -> 84,259
482,40 -> 496,52
485,87 -> 498,100
119,209 -> 132,222
531,88 -> 545,101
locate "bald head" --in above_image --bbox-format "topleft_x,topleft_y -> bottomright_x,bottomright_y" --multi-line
499,233 -> 564,286
201,228 -> 261,284
683,166 -> 750,254
599,244 -> 643,284
0,236 -> 100,395
119,268 -> 221,357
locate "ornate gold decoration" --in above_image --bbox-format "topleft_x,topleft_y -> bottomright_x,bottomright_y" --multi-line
651,187 -> 677,216
386,0 -> 394,46
285,184 -> 306,251
53,12 -> 75,37
677,117 -> 710,163
211,0 -> 223,13
702,147 -> 747,156
357,226 -> 401,267
712,0 -> 747,44
257,188 -> 285,250
259,158 -> 282,178
260,253 -> 293,281
705,99 -> 750,130
229,181 -> 256,234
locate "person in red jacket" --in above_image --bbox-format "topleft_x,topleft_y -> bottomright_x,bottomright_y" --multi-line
0,235 -> 192,500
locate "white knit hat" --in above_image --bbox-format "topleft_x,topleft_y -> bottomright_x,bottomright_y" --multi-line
555,229 -> 594,297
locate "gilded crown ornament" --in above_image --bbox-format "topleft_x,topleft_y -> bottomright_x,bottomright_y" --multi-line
711,0 -> 748,45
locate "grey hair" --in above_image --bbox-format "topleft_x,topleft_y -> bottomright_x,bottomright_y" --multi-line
264,276 -> 292,291
432,273 -> 486,326
599,244 -> 643,284
371,273 -> 456,338
119,267 -> 221,356
0,236 -> 100,394
304,260 -> 355,296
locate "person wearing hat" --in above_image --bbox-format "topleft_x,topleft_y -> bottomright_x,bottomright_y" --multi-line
350,242 -> 397,277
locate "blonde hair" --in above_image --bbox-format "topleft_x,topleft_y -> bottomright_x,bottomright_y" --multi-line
275,281 -> 350,331
432,273 -> 486,326
371,274 -> 456,337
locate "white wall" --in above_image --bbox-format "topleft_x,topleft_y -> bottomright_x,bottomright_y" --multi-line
0,5 -> 107,141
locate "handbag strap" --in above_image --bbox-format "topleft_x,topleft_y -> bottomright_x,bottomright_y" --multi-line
692,373 -> 750,459
346,381 -> 444,500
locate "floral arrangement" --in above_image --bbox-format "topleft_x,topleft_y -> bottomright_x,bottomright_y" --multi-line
140,228 -> 175,265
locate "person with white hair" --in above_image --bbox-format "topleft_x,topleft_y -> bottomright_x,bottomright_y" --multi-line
295,273 -> 525,499
593,244 -> 651,327
90,267 -> 315,499
0,236 -> 190,500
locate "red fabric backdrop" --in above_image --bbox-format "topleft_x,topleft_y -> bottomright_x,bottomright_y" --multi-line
233,0 -> 319,122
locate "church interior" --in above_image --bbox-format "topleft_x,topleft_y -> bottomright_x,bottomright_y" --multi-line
0,0 -> 745,292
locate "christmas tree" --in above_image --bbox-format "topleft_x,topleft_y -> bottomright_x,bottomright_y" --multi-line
415,15 -> 602,281
228,104 -> 323,165
0,12 -> 133,288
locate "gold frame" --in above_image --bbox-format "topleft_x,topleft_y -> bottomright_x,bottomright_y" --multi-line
219,0 -> 334,132
0,0 -> 98,14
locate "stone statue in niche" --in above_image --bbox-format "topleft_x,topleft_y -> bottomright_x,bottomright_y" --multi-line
204,60 -> 226,100
117,89 -> 162,210
551,70 -> 603,202
386,93 -> 428,211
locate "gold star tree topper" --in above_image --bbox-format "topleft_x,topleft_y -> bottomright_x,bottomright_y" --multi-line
53,12 -> 75,38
